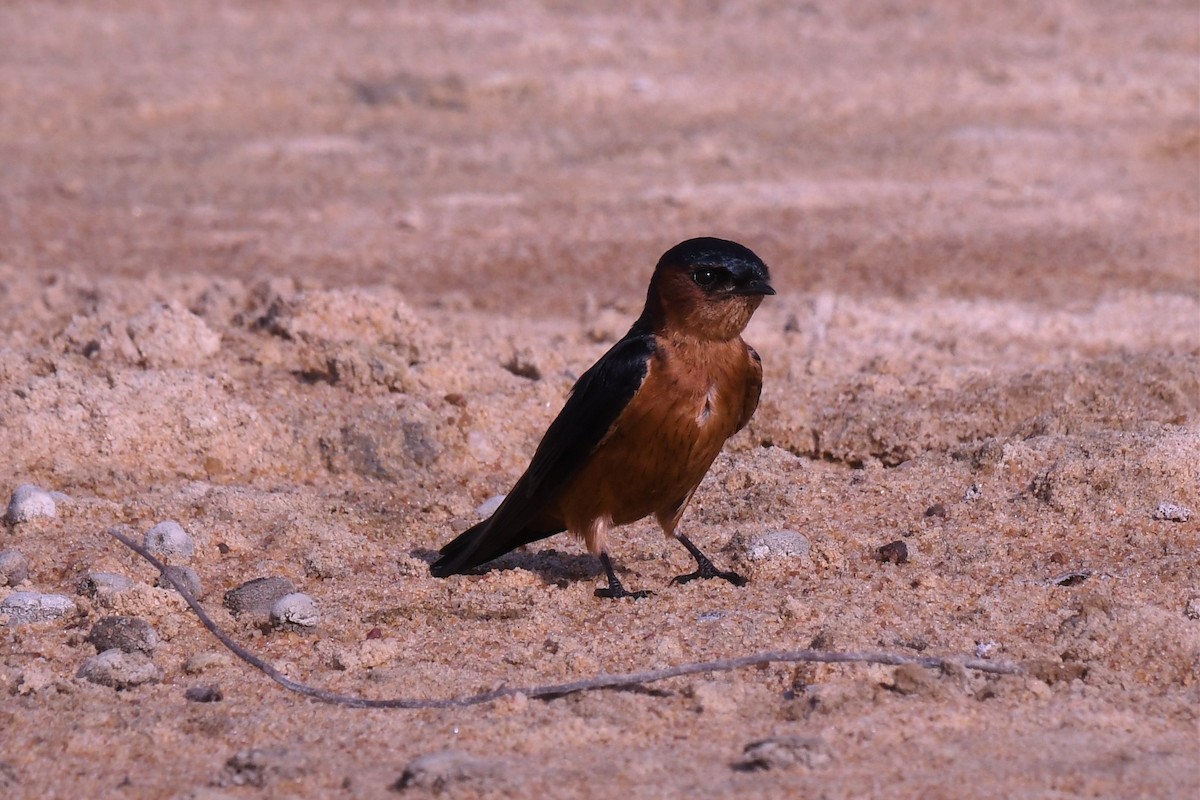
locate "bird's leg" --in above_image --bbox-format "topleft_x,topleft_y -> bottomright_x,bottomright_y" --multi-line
671,534 -> 748,587
594,552 -> 652,600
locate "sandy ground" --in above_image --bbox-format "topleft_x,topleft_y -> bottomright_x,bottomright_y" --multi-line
1,2 -> 1198,798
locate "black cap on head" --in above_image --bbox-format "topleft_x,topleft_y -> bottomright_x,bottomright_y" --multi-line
658,237 -> 774,296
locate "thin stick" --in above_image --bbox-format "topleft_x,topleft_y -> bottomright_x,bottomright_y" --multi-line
107,527 -> 1023,709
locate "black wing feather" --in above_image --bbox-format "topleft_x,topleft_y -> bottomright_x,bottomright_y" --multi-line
430,328 -> 655,576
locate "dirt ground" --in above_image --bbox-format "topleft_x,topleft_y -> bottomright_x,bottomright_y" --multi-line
1,2 -> 1198,798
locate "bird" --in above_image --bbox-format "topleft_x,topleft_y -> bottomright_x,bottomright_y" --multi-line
430,237 -> 774,598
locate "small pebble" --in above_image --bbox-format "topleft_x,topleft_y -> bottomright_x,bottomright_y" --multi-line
144,520 -> 196,562
745,530 -> 810,562
157,565 -> 203,597
392,750 -> 504,791
77,648 -> 162,689
1051,569 -> 1092,587
923,503 -> 947,518
271,592 -> 319,628
5,484 -> 56,524
877,540 -> 909,564
476,494 -> 506,517
184,651 -> 233,674
0,549 -> 30,586
963,483 -> 983,501
173,788 -> 241,800
1,592 -> 76,625
1154,502 -> 1192,522
1185,598 -> 1200,620
79,571 -> 135,597
736,736 -> 832,771
224,576 -> 296,618
219,747 -> 305,788
974,640 -> 999,658
501,350 -> 541,381
185,685 -> 224,703
466,430 -> 495,461
87,616 -> 159,654
779,596 -> 806,621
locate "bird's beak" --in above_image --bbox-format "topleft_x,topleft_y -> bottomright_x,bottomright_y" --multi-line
732,279 -> 775,296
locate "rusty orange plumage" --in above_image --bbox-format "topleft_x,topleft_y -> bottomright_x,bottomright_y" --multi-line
430,237 -> 774,598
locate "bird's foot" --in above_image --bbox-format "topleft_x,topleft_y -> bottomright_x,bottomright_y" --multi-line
595,552 -> 652,599
594,584 -> 653,600
672,534 -> 748,587
670,563 -> 748,587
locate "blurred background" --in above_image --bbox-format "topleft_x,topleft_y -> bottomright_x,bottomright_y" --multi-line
1,1 -> 1196,313
0,6 -> 1197,797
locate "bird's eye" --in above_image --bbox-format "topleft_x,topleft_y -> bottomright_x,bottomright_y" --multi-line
690,268 -> 726,290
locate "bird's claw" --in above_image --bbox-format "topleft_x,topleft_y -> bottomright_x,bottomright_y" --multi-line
594,585 -> 653,600
671,566 -> 748,587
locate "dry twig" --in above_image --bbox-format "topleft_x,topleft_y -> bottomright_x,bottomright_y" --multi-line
107,527 -> 1023,709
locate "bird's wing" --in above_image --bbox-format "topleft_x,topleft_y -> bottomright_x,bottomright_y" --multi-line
498,330 -> 656,527
431,331 -> 655,575
736,342 -> 763,433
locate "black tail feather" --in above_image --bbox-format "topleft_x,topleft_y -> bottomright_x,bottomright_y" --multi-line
429,518 -> 564,577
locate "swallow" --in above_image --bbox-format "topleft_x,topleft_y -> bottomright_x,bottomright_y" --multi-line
430,237 -> 774,598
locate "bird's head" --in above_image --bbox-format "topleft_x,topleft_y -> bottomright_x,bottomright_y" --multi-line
642,237 -> 774,341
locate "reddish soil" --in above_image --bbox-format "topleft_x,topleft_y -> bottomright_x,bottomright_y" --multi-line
0,3 -> 1197,798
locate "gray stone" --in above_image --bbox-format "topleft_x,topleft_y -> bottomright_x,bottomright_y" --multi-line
476,494 -> 506,517
271,592 -> 319,628
1154,502 -> 1192,522
77,649 -> 162,689
87,616 -> 159,654
184,651 -> 232,674
184,685 -> 223,703
172,788 -> 239,800
219,747 -> 305,788
737,735 -> 833,771
1,592 -> 76,625
1185,597 -> 1200,620
224,576 -> 296,619
393,750 -> 504,792
144,520 -> 196,562
744,530 -> 810,562
79,571 -> 135,597
0,549 -> 29,586
5,485 -> 56,524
